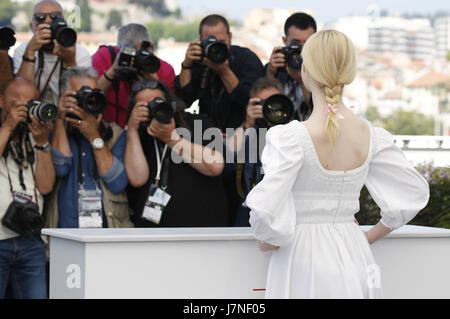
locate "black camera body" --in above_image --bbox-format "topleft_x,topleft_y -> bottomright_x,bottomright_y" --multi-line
2,200 -> 44,237
42,17 -> 77,52
140,97 -> 174,128
200,36 -> 229,64
67,86 -> 107,120
277,41 -> 303,71
0,26 -> 16,50
116,41 -> 161,82
255,94 -> 294,127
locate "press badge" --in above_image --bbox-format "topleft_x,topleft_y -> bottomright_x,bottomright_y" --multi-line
142,184 -> 171,224
78,189 -> 103,228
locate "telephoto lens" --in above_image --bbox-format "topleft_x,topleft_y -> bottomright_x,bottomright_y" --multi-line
43,18 -> 77,51
260,94 -> 294,126
51,17 -> 77,47
0,26 -> 16,50
201,36 -> 229,64
147,97 -> 174,124
72,86 -> 107,118
26,99 -> 58,122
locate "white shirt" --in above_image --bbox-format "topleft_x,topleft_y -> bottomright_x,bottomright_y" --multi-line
13,42 -> 92,105
0,134 -> 44,240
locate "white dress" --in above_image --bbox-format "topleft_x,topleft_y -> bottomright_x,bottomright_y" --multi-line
245,120 -> 430,299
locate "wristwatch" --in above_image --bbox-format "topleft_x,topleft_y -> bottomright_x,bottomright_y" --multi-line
92,138 -> 105,150
22,54 -> 36,64
34,142 -> 50,152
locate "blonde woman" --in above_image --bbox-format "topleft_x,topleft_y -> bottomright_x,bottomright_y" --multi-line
245,30 -> 430,299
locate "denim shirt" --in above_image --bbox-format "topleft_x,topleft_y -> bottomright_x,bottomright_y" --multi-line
51,131 -> 128,228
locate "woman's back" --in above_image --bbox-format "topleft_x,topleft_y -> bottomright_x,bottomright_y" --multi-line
303,107 -> 371,173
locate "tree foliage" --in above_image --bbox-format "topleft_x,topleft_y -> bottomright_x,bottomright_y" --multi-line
147,19 -> 200,45
77,0 -> 91,32
106,9 -> 123,31
0,0 -> 17,26
365,106 -> 436,135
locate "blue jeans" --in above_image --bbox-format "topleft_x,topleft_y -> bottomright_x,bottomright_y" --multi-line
0,235 -> 47,299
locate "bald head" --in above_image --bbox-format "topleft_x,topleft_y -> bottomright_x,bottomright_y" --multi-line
1,78 -> 39,117
31,0 -> 64,30
32,0 -> 63,16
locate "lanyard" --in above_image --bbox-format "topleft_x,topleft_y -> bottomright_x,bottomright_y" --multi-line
75,134 -> 100,191
153,139 -> 168,188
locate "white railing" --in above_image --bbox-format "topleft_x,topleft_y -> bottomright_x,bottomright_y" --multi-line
393,135 -> 450,151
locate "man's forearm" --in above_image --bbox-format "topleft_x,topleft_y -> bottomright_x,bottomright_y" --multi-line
35,150 -> 55,195
97,68 -> 115,93
220,68 -> 239,94
124,129 -> 149,187
0,51 -> 13,93
51,118 -> 71,156
16,46 -> 36,84
0,125 -> 13,157
178,68 -> 192,88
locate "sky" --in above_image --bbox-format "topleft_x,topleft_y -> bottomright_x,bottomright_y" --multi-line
178,0 -> 449,24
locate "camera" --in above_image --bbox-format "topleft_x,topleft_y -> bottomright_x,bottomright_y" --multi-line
255,94 -> 294,127
116,41 -> 161,81
42,17 -> 77,52
0,26 -> 16,50
277,41 -> 303,71
200,36 -> 229,64
67,86 -> 107,120
143,97 -> 174,126
2,200 -> 44,237
26,99 -> 58,122
17,100 -> 58,132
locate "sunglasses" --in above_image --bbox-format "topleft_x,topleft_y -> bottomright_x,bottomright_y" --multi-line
33,11 -> 63,23
131,79 -> 165,93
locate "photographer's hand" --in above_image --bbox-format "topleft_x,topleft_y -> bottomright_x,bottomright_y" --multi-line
128,102 -> 150,132
267,46 -> 285,78
57,91 -> 77,120
183,40 -> 202,68
28,116 -> 51,146
204,58 -> 238,93
65,106 -> 102,143
53,40 -> 76,68
147,118 -> 176,145
245,97 -> 263,129
26,24 -> 52,56
2,102 -> 28,133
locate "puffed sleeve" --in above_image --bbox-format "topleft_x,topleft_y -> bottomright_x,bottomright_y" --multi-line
246,122 -> 304,246
365,126 -> 430,230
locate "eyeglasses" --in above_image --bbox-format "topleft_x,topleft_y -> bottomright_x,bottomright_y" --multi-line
33,11 -> 63,24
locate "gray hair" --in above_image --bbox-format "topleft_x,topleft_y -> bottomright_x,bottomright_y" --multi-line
60,67 -> 98,93
117,23 -> 152,47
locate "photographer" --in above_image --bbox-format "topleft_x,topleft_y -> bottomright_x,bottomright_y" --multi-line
265,12 -> 316,121
226,77 -> 291,226
0,26 -> 15,94
46,67 -> 133,229
92,23 -> 176,128
0,78 -> 55,299
125,78 -> 228,227
13,0 -> 91,105
175,14 -> 264,132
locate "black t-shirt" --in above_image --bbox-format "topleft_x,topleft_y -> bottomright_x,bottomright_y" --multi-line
175,45 -> 264,131
128,112 -> 229,227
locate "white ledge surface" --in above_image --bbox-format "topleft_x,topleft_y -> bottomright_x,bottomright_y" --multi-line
41,225 -> 450,243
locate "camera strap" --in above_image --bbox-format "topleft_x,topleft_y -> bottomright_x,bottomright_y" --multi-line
153,139 -> 168,188
3,151 -> 40,211
36,51 -> 61,101
74,133 -> 100,190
